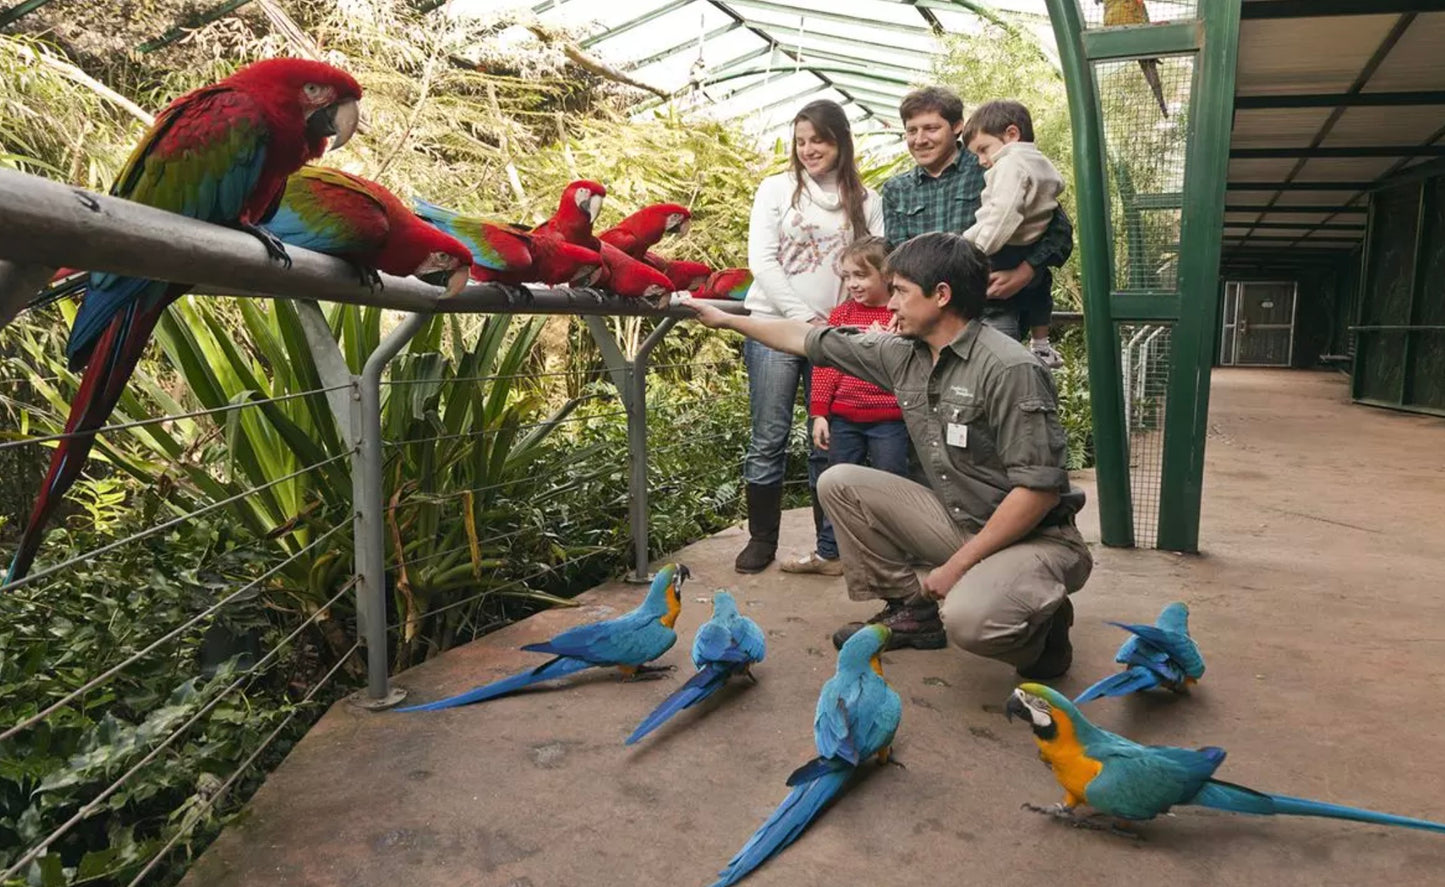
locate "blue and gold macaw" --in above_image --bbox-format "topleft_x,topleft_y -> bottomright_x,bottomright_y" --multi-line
1006,683 -> 1445,835
396,564 -> 688,712
626,589 -> 765,745
710,624 -> 902,887
1074,601 -> 1204,704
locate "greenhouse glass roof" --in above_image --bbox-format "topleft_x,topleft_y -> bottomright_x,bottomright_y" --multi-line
449,0 -> 1060,145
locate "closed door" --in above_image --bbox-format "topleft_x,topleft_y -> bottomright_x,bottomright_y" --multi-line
1223,281 -> 1297,366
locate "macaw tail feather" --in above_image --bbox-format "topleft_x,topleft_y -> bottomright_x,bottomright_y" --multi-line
625,662 -> 733,745
393,655 -> 593,712
411,198 -> 461,224
709,762 -> 852,887
1108,621 -> 1183,647
28,270 -> 88,313
1138,58 -> 1168,116
1193,780 -> 1445,833
1073,665 -> 1161,704
5,299 -> 166,588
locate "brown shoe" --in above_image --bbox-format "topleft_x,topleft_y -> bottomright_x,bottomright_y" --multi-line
1016,597 -> 1074,680
780,552 -> 844,575
832,595 -> 947,651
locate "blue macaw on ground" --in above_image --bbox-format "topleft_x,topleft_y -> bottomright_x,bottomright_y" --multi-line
709,623 -> 902,887
1074,601 -> 1205,704
1007,683 -> 1445,836
396,564 -> 688,713
625,589 -> 764,745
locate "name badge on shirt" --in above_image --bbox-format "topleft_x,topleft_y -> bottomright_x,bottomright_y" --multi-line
946,422 -> 968,448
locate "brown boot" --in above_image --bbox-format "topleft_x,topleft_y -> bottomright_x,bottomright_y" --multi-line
1016,597 -> 1074,680
832,595 -> 946,651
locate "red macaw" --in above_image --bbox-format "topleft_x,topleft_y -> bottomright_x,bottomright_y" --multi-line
5,58 -> 363,586
409,200 -> 604,288
599,203 -> 691,259
533,179 -> 607,250
598,243 -> 675,307
269,167 -> 472,295
691,267 -> 753,301
644,251 -> 711,291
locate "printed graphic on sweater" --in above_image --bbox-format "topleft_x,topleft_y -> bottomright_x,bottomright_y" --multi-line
778,215 -> 851,276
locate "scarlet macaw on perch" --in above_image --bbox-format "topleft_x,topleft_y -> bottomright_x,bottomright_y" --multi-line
268,166 -> 473,295
6,58 -> 363,586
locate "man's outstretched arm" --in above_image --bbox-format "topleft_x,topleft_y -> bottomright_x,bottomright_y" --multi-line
679,296 -> 811,356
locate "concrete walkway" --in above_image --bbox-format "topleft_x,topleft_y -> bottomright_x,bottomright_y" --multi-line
183,369 -> 1445,887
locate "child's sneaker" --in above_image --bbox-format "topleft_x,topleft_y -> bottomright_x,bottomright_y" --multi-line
1032,341 -> 1064,369
779,551 -> 844,575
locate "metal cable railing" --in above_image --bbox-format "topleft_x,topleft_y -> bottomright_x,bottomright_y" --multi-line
0,449 -> 353,594
1,577 -> 360,880
0,384 -> 353,451
0,162 -> 759,885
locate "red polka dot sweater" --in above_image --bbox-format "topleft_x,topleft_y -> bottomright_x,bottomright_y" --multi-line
809,300 -> 904,424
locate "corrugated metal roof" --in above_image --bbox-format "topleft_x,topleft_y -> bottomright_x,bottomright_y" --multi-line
1225,2 -> 1445,258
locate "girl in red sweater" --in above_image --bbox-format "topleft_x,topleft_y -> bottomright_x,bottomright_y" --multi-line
782,236 -> 912,575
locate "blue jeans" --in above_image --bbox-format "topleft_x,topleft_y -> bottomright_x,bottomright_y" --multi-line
818,417 -> 911,557
826,417 -> 911,476
742,339 -> 833,557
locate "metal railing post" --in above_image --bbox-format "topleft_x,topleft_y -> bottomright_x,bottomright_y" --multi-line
624,316 -> 677,583
350,311 -> 431,709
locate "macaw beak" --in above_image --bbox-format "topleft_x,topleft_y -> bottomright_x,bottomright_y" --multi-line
443,266 -> 469,298
313,98 -> 360,152
588,194 -> 604,222
1004,693 -> 1030,724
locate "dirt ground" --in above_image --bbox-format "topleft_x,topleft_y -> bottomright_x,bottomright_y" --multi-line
182,368 -> 1445,887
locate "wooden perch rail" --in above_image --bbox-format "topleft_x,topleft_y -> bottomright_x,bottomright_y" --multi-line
0,168 -> 744,326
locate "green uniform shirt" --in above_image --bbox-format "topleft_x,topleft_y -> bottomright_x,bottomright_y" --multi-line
880,147 -> 1075,270
805,321 -> 1085,532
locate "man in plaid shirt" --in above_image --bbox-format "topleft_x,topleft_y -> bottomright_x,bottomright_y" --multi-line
882,87 -> 1073,345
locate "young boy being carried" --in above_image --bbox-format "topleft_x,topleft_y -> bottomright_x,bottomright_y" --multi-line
961,99 -> 1067,369
781,236 -> 910,575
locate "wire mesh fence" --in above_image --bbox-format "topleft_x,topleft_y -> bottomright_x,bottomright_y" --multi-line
1096,52 -> 1193,293
1119,322 -> 1173,548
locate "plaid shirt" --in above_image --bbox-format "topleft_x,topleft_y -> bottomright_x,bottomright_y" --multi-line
881,146 -> 1074,270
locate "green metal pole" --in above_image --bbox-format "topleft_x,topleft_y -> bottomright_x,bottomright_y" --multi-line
1155,0 -> 1243,553
1044,0 -> 1135,547
1398,182 -> 1429,406
1350,199 -> 1375,401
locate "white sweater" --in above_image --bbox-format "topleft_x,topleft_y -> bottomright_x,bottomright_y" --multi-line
744,171 -> 885,322
963,141 -> 1064,256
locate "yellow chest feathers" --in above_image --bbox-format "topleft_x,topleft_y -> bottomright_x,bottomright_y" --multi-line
660,590 -> 681,629
1033,712 -> 1104,805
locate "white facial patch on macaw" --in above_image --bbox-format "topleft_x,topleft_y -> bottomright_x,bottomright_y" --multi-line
415,251 -> 460,275
575,190 -> 604,221
1014,689 -> 1054,728
301,83 -> 333,105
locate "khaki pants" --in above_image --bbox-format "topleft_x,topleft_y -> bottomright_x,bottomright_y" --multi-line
816,464 -> 1093,667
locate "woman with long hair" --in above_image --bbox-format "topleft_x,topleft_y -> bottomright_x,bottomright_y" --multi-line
735,99 -> 885,575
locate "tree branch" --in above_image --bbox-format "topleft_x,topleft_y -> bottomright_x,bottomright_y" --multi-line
525,24 -> 669,100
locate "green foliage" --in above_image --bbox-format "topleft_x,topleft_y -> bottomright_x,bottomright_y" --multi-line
0,512 -> 339,887
0,4 -> 1096,884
